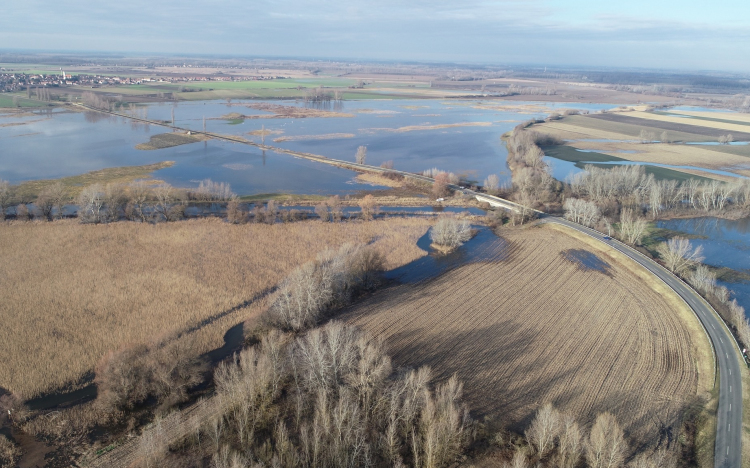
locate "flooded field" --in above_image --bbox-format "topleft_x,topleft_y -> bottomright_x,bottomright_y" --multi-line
656,216 -> 750,318
0,99 -> 615,195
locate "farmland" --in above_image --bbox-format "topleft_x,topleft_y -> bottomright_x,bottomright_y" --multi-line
534,113 -> 750,179
0,217 -> 431,398
340,223 -> 713,448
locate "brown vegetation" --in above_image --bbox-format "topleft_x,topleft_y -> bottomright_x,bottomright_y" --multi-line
340,224 -> 711,450
430,216 -> 472,250
0,217 -> 431,398
90,322 -> 471,468
135,132 -> 209,150
243,102 -> 354,119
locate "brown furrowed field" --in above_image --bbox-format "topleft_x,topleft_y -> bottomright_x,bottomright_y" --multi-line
0,217 -> 431,398
340,224 -> 712,447
535,114 -> 750,178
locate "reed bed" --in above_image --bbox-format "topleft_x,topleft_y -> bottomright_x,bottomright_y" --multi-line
0,217 -> 430,398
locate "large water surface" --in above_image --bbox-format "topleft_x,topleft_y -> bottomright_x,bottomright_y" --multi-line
0,99 -> 616,195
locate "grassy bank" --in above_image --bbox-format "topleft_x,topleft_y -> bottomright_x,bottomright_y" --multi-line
11,161 -> 175,201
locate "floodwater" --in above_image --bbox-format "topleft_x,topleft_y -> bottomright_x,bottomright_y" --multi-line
656,217 -> 750,319
386,226 -> 508,283
0,99 -> 616,195
543,156 -> 748,182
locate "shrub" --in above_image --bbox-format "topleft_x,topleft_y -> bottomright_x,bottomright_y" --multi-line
0,434 -> 21,468
95,336 -> 206,415
430,217 -> 472,249
263,244 -> 385,332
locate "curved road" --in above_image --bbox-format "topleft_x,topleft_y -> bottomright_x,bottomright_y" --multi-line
542,216 -> 742,468
75,104 -> 742,466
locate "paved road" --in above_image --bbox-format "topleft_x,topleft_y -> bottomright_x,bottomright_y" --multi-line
540,216 -> 743,468
77,104 -> 742,466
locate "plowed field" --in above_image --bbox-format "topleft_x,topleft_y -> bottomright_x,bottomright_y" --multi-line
340,224 -> 712,446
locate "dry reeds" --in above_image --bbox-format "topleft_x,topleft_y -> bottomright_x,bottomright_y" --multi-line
0,217 -> 430,398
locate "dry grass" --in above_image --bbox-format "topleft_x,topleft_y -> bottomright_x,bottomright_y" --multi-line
0,217 -> 431,398
246,128 -> 283,137
11,161 -> 175,201
340,224 -> 712,447
534,117 -> 750,178
355,172 -> 405,188
135,132 -> 209,150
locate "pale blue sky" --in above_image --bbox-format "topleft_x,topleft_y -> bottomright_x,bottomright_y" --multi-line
2,0 -> 749,72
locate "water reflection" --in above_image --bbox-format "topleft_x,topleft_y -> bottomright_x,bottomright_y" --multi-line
657,216 -> 750,319
386,227 -> 508,283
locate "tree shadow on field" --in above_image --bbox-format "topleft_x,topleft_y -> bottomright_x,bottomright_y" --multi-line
379,321 -> 684,449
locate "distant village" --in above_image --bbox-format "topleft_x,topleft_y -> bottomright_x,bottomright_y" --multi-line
0,69 -> 290,93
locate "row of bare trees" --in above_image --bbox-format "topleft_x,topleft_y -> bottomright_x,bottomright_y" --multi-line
569,165 -> 750,217
199,322 -> 471,468
516,403 -> 673,468
77,181 -> 187,223
263,243 -> 385,332
81,91 -> 112,111
659,237 -> 750,349
505,127 -> 563,214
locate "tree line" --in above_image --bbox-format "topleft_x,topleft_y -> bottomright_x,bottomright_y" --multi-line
0,179 -> 385,225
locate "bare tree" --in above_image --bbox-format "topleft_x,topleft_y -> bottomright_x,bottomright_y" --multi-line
639,129 -> 655,144
564,198 -> 600,227
315,202 -> 330,222
718,134 -> 734,145
502,449 -> 528,468
660,131 -> 671,144
152,184 -> 184,222
618,208 -> 648,245
125,181 -> 151,222
688,264 -> 717,295
78,184 -> 105,224
433,172 -> 451,199
191,179 -> 234,201
264,244 -> 384,331
226,196 -> 245,224
380,160 -> 394,170
355,146 -> 368,165
35,182 -> 66,220
359,194 -> 378,221
585,412 -> 627,468
656,237 -> 705,274
15,204 -> 29,221
430,217 -> 472,249
484,174 -> 501,194
525,402 -> 562,456
556,414 -> 582,468
103,183 -> 127,222
264,200 -> 278,224
327,195 -> 343,222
